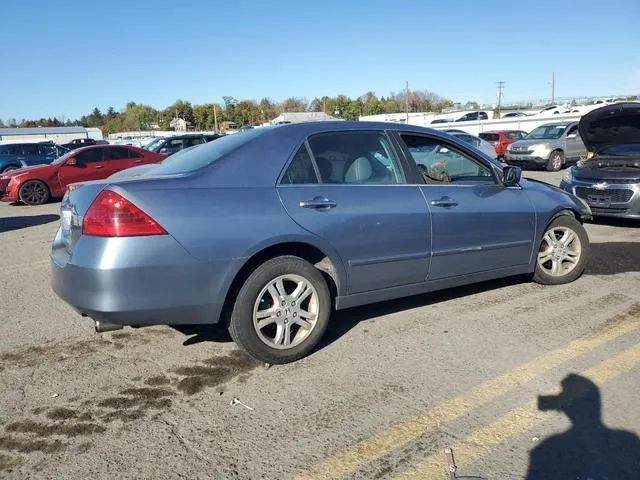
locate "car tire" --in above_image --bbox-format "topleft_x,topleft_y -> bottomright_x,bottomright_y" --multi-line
228,255 -> 331,364
546,150 -> 564,171
533,215 -> 589,285
1,165 -> 20,174
19,180 -> 50,206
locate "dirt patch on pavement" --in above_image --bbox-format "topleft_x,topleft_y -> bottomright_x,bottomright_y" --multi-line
46,408 -> 78,421
6,420 -> 106,438
145,375 -> 171,386
0,453 -> 21,472
173,349 -> 261,395
0,435 -> 66,454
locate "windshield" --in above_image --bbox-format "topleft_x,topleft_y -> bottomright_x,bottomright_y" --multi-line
151,128 -> 268,175
51,149 -> 76,165
145,138 -> 165,152
525,125 -> 568,140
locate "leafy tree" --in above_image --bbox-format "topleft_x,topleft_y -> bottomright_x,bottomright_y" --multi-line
280,97 -> 307,112
259,97 -> 278,122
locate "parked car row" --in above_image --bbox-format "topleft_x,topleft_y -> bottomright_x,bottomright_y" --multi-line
0,145 -> 165,205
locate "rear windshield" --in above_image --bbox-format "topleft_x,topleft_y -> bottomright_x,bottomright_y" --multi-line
479,133 -> 499,141
151,128 -> 268,175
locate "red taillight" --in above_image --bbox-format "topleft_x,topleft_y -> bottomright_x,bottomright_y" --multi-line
82,190 -> 167,237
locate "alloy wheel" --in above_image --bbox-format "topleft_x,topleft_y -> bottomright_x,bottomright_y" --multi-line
537,226 -> 582,277
252,274 -> 319,349
21,181 -> 48,205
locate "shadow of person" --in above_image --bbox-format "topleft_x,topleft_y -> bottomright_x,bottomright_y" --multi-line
526,374 -> 640,479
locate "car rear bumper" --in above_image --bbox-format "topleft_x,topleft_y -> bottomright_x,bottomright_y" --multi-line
51,229 -> 237,327
560,180 -> 640,219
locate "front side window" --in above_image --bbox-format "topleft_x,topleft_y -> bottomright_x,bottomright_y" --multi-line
281,145 -> 318,185
400,134 -> 494,185
565,125 -> 579,137
21,145 -> 39,155
307,131 -> 404,185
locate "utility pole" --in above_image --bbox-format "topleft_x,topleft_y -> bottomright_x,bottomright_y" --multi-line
405,81 -> 410,124
213,104 -> 218,133
550,72 -> 555,105
496,81 -> 505,117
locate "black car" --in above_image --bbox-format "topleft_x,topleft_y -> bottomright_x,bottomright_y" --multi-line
145,133 -> 223,156
60,138 -> 108,150
561,102 -> 640,219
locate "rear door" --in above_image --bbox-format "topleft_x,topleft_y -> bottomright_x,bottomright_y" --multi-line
21,144 -> 42,166
57,147 -> 109,188
103,147 -> 137,175
397,132 -> 536,280
277,130 -> 431,294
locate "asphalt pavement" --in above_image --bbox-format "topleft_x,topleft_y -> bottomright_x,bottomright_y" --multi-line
1,170 -> 639,479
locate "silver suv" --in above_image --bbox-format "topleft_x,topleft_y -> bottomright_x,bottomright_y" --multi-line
505,122 -> 586,171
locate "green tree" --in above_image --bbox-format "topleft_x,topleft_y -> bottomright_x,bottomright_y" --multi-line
280,97 -> 307,112
259,97 -> 278,122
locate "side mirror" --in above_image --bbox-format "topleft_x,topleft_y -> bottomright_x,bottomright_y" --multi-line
503,165 -> 522,186
66,157 -> 77,166
159,147 -> 168,154
567,133 -> 577,139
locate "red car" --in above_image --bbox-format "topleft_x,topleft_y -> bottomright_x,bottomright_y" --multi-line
479,130 -> 528,159
0,145 -> 165,205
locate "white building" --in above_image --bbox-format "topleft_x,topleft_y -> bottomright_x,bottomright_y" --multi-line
0,126 -> 103,144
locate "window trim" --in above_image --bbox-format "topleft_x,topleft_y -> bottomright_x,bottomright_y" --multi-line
391,131 -> 502,187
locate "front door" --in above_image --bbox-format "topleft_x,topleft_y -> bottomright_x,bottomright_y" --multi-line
277,131 -> 431,294
564,125 -> 586,162
57,147 -> 110,190
396,132 -> 536,280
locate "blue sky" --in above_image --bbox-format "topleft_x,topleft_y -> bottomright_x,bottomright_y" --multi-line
1,0 -> 639,120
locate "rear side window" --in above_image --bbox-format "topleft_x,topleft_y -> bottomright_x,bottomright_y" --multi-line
307,131 -> 404,184
21,145 -> 39,155
103,147 -> 130,160
479,133 -> 499,142
505,132 -> 522,140
281,145 -> 318,184
76,148 -> 103,163
152,127 -> 267,175
128,149 -> 142,158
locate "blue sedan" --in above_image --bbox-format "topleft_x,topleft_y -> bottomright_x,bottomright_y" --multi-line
52,122 -> 592,363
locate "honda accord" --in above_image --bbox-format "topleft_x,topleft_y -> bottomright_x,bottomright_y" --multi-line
51,122 -> 592,363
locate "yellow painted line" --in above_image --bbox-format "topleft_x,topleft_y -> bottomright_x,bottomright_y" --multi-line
395,342 -> 640,479
0,259 -> 49,274
296,305 -> 640,480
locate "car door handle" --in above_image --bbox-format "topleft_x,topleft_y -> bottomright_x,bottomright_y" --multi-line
300,197 -> 337,209
431,196 -> 459,207
94,165 -> 104,169
134,160 -> 144,163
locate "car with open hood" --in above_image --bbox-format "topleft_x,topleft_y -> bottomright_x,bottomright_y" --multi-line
0,145 -> 165,205
561,102 -> 640,219
51,122 -> 592,364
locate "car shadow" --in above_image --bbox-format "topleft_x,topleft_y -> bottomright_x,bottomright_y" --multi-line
0,214 -> 60,233
586,242 -> 640,275
526,374 -> 640,479
588,217 -> 639,229
173,275 -> 532,350
320,275 -> 531,348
